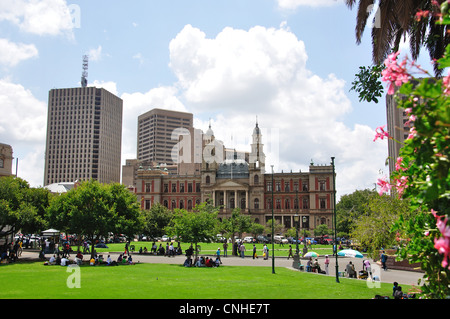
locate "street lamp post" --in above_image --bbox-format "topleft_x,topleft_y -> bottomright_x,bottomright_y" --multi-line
331,157 -> 339,283
293,213 -> 300,269
271,165 -> 275,274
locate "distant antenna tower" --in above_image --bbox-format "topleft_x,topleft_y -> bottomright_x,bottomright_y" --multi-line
81,55 -> 88,88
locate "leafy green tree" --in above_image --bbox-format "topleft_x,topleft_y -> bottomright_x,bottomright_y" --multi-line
165,202 -> 219,258
219,208 -> 253,254
46,180 -> 143,257
351,193 -> 412,258
265,219 -> 283,238
314,224 -> 332,237
0,177 -> 49,242
336,189 -> 377,237
141,202 -> 173,239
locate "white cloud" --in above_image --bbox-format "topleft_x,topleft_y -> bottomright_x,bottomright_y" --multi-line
0,38 -> 38,67
0,78 -> 47,143
89,80 -> 118,96
277,0 -> 341,10
0,0 -> 76,37
0,78 -> 47,186
169,24 -> 387,198
87,45 -> 103,62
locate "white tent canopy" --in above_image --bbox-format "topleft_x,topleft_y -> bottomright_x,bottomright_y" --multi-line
41,229 -> 60,236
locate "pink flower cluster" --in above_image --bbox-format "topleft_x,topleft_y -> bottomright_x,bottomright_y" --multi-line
443,70 -> 450,95
431,210 -> 450,269
381,52 -> 412,95
373,125 -> 390,141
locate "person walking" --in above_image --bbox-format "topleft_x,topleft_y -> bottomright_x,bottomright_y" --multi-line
239,243 -> 246,258
287,245 -> 293,260
252,244 -> 258,259
223,242 -> 228,257
380,250 -> 388,271
324,255 -> 330,275
263,244 -> 269,260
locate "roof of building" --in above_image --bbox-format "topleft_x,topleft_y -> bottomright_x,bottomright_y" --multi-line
217,159 -> 249,179
44,182 -> 75,193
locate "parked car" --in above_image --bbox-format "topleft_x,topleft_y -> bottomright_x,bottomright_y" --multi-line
243,236 -> 254,243
257,235 -> 270,244
274,235 -> 288,244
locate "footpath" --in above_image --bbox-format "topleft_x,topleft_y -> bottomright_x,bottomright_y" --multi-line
19,249 -> 424,287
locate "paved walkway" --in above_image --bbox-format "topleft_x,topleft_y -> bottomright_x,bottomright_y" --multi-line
19,249 -> 425,287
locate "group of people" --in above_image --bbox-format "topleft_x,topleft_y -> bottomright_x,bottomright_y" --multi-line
137,242 -> 183,257
43,250 -> 135,266
183,255 -> 221,268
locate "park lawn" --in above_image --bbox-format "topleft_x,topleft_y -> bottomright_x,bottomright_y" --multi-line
93,241 -> 335,257
0,260 -> 396,299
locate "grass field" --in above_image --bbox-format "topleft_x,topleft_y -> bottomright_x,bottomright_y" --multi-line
93,241 -> 336,257
0,260 -> 398,299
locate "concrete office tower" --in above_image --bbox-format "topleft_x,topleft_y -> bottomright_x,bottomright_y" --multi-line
44,87 -> 123,186
137,108 -> 193,165
0,143 -> 14,177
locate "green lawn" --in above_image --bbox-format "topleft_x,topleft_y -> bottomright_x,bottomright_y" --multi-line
93,241 -> 335,257
0,260 -> 397,299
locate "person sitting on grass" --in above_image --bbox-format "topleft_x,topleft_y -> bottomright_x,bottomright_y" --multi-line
183,257 -> 192,267
49,255 -> 56,265
205,257 -> 213,267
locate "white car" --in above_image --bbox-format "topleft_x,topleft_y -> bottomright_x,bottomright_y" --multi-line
243,236 -> 254,243
274,236 -> 288,244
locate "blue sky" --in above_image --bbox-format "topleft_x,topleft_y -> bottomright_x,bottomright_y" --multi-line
0,0 -> 431,198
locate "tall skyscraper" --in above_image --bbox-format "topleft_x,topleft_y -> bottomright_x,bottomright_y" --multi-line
137,108 -> 193,165
44,86 -> 123,186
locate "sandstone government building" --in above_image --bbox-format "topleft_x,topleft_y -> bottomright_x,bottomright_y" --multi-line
122,109 -> 336,233
40,85 -> 335,233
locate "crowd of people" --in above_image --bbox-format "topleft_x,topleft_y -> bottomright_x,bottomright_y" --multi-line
137,241 -> 183,257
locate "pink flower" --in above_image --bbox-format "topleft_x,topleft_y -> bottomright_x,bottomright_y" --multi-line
415,9 -> 430,21
443,71 -> 450,95
407,127 -> 417,140
381,51 -> 412,95
377,178 -> 391,196
373,125 -> 390,142
431,210 -> 450,270
394,176 -> 409,197
395,157 -> 402,171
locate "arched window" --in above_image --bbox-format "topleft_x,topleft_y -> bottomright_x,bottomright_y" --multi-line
267,199 -> 272,209
254,174 -> 259,184
276,199 -> 281,209
187,200 -> 192,210
179,200 -> 184,209
171,200 -> 176,209
254,198 -> 259,209
285,198 -> 290,209
206,175 -> 210,185
241,198 -> 246,209
163,200 -> 168,208
294,199 -> 299,209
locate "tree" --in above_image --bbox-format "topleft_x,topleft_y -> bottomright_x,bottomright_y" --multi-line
336,189 -> 377,237
141,202 -> 173,239
220,208 -> 253,250
0,177 -> 49,243
265,219 -> 283,238
351,193 -> 412,258
165,202 -> 219,258
345,0 -> 449,75
314,224 -> 332,237
46,180 -> 143,258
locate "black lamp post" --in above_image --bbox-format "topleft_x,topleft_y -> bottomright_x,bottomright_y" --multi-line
331,157 -> 339,283
294,213 -> 300,256
271,165 -> 275,274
